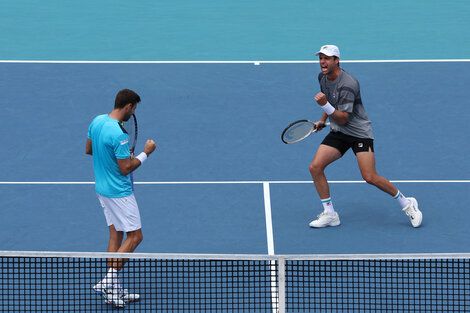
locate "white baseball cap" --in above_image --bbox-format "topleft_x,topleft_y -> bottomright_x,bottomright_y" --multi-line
315,45 -> 340,58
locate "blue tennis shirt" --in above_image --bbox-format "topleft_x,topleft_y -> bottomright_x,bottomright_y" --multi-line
88,114 -> 132,198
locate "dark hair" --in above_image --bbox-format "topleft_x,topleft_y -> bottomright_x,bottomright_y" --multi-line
334,56 -> 340,67
114,89 -> 141,109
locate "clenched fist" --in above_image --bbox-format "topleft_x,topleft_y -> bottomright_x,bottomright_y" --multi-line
144,139 -> 157,156
314,92 -> 327,106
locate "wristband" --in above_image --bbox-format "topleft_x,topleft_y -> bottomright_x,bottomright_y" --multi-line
136,152 -> 148,164
321,101 -> 335,115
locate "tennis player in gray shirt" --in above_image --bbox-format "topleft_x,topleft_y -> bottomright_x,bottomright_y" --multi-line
308,45 -> 422,228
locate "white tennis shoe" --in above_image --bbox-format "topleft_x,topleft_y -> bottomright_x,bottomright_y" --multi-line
105,290 -> 140,308
118,288 -> 140,303
309,211 -> 341,228
92,281 -> 110,300
104,292 -> 126,308
93,281 -> 125,308
93,282 -> 140,308
403,197 -> 422,227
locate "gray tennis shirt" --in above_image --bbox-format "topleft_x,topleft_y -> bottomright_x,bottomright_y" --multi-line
318,69 -> 374,139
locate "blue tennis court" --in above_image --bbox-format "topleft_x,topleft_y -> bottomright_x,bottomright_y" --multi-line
1,61 -> 469,255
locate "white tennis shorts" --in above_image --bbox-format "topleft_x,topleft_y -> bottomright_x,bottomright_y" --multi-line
97,193 -> 142,232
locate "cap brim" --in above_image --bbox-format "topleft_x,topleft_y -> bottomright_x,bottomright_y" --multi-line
315,51 -> 334,56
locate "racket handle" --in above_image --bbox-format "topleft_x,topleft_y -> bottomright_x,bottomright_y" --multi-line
316,121 -> 330,127
313,121 -> 330,132
130,150 -> 135,191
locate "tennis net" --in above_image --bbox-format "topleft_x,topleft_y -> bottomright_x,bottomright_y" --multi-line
1,251 -> 469,312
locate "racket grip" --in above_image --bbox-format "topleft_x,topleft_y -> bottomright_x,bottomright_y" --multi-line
130,150 -> 135,191
316,121 -> 330,127
130,173 -> 134,191
313,121 -> 330,132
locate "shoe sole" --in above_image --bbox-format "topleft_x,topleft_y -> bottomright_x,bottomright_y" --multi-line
309,220 -> 341,228
408,198 -> 422,228
107,300 -> 125,308
105,295 -> 140,305
412,211 -> 423,228
93,287 -> 124,307
122,296 -> 140,303
106,297 -> 140,307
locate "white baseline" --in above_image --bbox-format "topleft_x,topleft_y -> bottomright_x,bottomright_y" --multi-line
0,59 -> 470,64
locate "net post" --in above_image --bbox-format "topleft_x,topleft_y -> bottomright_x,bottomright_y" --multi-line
278,256 -> 286,313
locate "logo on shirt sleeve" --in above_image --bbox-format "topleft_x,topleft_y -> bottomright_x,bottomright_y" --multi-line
120,139 -> 129,145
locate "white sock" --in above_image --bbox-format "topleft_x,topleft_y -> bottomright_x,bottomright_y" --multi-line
321,197 -> 335,216
394,190 -> 410,208
103,268 -> 120,289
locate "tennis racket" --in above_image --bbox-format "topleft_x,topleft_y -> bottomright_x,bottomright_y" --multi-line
281,120 -> 330,144
122,114 -> 138,189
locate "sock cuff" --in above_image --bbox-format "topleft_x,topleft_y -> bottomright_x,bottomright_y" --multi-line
321,197 -> 332,203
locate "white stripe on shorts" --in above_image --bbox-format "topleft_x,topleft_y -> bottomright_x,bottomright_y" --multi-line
97,193 -> 141,232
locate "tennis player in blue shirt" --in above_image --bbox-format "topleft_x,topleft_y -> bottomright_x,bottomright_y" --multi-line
86,89 -> 156,308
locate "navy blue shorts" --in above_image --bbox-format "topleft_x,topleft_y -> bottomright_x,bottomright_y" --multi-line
321,131 -> 374,156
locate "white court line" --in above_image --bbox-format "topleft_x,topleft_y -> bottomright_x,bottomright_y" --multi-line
263,182 -> 275,255
0,59 -> 469,64
0,180 -> 469,185
262,182 -> 278,313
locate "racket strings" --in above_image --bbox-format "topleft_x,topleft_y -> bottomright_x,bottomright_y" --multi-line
282,121 -> 315,144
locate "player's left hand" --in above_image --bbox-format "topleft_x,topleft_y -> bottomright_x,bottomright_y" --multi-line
314,92 -> 327,106
144,139 -> 157,156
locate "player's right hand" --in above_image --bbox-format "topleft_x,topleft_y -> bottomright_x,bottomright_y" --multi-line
144,140 -> 157,156
314,92 -> 327,106
314,121 -> 327,131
